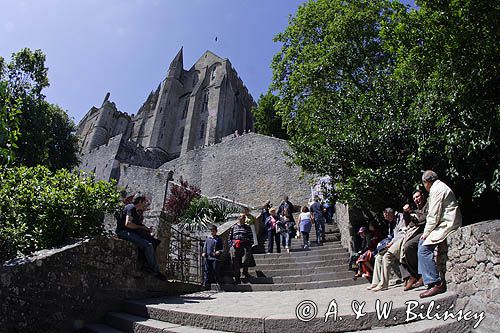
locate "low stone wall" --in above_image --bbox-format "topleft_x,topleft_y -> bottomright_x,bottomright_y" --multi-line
0,237 -> 201,333
446,219 -> 500,333
334,203 -> 373,254
334,203 -> 353,252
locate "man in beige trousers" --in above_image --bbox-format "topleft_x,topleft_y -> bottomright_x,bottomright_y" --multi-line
418,170 -> 462,298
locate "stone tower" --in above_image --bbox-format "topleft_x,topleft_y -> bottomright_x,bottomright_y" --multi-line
77,48 -> 255,172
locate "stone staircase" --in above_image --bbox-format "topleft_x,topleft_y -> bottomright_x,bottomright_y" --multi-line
216,223 -> 363,292
82,285 -> 470,333
81,223 -> 474,332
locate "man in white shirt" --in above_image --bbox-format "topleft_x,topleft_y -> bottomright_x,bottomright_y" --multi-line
418,170 -> 462,298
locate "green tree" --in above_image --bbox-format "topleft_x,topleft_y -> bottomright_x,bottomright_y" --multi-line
0,48 -> 78,170
272,0 -> 411,211
251,92 -> 289,139
0,81 -> 22,164
271,0 -> 500,221
384,0 -> 500,220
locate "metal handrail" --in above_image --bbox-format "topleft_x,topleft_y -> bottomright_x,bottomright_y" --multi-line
164,222 -> 204,284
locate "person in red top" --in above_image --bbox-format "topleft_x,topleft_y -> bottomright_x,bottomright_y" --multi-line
354,223 -> 382,281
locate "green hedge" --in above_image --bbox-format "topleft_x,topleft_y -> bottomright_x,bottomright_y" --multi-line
0,166 -> 120,262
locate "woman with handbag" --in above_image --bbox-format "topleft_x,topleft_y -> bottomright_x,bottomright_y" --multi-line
265,207 -> 281,254
297,206 -> 312,249
280,207 -> 293,253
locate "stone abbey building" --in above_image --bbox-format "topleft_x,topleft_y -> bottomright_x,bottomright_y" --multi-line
76,49 -> 312,212
77,48 -> 255,176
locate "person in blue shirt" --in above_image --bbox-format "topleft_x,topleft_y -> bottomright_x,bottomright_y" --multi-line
202,225 -> 223,289
310,196 -> 326,245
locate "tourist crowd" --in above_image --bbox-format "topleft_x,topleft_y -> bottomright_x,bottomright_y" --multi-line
351,170 -> 462,298
115,168 -> 461,299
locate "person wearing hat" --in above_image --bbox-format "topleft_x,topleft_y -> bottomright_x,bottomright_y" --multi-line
354,223 -> 382,280
202,225 -> 223,290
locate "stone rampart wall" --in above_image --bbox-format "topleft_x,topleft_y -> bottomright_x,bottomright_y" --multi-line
78,134 -> 123,181
160,132 -> 314,209
116,164 -> 173,212
0,237 -> 200,333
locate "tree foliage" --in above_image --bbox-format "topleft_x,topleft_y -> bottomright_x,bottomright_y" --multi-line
0,81 -> 22,164
0,166 -> 120,263
251,92 -> 289,139
271,0 -> 500,221
0,48 -> 78,170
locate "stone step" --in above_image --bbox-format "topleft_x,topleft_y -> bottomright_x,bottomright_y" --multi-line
254,244 -> 346,258
356,317 -> 472,332
123,287 -> 458,333
82,324 -> 126,333
253,252 -> 349,265
214,270 -> 354,284
239,270 -> 355,284
242,262 -> 351,277
216,277 -> 363,291
248,257 -> 348,270
106,312 -> 221,333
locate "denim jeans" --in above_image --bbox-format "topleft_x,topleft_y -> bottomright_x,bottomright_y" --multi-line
267,229 -> 281,253
203,259 -> 221,286
417,239 -> 440,286
301,231 -> 309,248
281,231 -> 291,248
314,218 -> 325,244
117,230 -> 159,273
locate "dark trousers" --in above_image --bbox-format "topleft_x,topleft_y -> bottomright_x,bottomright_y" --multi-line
314,218 -> 325,244
232,246 -> 252,278
203,259 -> 221,286
117,230 -> 159,272
267,229 -> 281,253
401,232 -> 422,278
301,231 -> 310,247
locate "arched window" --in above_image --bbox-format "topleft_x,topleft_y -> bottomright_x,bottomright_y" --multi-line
199,122 -> 205,139
211,66 -> 217,81
202,90 -> 209,112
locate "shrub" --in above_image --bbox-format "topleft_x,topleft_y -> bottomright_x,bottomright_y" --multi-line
0,166 -> 120,262
179,197 -> 239,232
163,179 -> 201,219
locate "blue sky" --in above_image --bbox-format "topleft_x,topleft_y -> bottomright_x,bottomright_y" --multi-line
0,0 -> 414,124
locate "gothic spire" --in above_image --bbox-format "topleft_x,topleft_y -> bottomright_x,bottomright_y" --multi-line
169,46 -> 183,69
167,47 -> 184,81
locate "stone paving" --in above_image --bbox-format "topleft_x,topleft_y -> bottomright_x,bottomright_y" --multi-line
83,224 -> 476,332
88,282 -> 465,333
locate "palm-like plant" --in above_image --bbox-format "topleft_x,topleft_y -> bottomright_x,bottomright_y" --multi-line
179,197 -> 239,232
